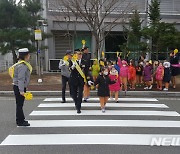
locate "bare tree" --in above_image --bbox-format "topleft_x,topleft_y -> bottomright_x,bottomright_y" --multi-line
48,0 -> 132,59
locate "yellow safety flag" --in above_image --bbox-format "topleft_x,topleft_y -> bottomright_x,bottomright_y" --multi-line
24,92 -> 33,101
102,51 -> 105,58
116,51 -> 119,57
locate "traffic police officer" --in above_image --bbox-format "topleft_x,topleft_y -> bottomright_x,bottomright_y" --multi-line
59,50 -> 72,103
13,48 -> 31,126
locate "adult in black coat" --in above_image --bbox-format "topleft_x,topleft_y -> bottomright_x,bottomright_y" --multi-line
82,47 -> 91,102
163,62 -> 171,91
95,67 -> 116,113
69,51 -> 89,114
170,50 -> 180,89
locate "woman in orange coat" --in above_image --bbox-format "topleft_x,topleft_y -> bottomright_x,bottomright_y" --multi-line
128,60 -> 136,90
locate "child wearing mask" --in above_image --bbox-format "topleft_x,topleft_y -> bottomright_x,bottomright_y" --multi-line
118,57 -> 129,94
155,62 -> 164,90
163,62 -> 171,91
143,61 -> 153,90
128,60 -> 136,90
109,66 -> 121,103
91,59 -> 100,82
95,67 -> 116,112
152,61 -> 159,85
136,62 -> 143,87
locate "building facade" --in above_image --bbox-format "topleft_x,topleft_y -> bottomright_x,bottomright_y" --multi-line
41,0 -> 180,71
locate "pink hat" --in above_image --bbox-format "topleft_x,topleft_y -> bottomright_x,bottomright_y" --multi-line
122,60 -> 127,65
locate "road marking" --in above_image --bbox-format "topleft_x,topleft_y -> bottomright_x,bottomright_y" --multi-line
30,110 -> 180,116
43,98 -> 158,102
1,134 -> 180,146
28,120 -> 180,128
38,103 -> 168,108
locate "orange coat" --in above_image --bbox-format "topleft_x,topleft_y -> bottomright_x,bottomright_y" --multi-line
128,66 -> 136,80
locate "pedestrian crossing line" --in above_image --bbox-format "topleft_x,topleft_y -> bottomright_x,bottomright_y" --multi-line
27,120 -> 180,128
30,110 -> 180,116
38,103 -> 168,108
1,134 -> 180,146
43,98 -> 158,102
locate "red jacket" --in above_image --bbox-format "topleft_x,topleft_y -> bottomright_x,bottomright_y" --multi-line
128,66 -> 136,80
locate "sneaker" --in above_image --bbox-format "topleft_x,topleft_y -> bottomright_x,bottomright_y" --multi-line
83,98 -> 87,102
102,108 -> 105,113
148,85 -> 153,89
144,87 -> 148,90
125,90 -> 127,95
163,88 -> 168,91
110,97 -> 114,101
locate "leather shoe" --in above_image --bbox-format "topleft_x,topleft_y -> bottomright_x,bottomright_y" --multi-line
77,110 -> 81,114
17,121 -> 30,127
61,100 -> 66,103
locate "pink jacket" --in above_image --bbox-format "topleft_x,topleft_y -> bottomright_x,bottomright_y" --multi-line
118,57 -> 129,78
109,74 -> 121,91
156,66 -> 164,81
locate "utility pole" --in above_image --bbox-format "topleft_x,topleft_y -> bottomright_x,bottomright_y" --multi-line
35,20 -> 43,83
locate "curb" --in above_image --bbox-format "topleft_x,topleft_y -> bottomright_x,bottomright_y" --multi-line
0,91 -> 180,97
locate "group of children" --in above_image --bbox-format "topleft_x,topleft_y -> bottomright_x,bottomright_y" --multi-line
89,57 -> 173,112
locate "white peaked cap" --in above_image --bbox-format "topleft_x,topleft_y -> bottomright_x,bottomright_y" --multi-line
18,48 -> 29,53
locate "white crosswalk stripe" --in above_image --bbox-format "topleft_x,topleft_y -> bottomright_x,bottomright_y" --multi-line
1,97 -> 180,146
2,134 -> 180,146
30,110 -> 180,116
44,97 -> 158,102
38,103 -> 168,108
27,120 -> 180,128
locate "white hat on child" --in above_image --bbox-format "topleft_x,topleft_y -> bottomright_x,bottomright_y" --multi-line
163,62 -> 170,68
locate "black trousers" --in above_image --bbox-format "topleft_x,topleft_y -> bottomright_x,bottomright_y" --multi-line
62,75 -> 71,101
13,85 -> 26,124
71,83 -> 84,110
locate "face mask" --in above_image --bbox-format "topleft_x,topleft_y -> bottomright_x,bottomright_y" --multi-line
103,71 -> 108,75
165,65 -> 168,68
123,64 -> 126,67
110,70 -> 116,75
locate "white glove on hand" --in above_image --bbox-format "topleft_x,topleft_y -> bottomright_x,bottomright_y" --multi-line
71,62 -> 76,69
88,81 -> 94,86
60,59 -> 65,65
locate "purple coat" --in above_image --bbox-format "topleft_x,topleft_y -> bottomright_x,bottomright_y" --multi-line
143,65 -> 152,81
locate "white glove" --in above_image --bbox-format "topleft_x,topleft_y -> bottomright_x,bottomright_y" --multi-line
60,59 -> 65,65
88,81 -> 94,86
71,62 -> 76,69
59,60 -> 65,69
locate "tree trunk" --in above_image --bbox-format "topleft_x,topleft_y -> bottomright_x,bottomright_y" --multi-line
12,50 -> 17,64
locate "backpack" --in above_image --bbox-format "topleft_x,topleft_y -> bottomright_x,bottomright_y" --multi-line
8,60 -> 32,79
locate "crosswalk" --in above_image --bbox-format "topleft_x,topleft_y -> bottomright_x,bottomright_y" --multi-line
1,97 -> 180,146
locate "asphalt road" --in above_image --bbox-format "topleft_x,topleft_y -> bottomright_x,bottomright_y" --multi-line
0,96 -> 180,154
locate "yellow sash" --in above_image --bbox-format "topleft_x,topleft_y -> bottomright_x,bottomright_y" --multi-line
72,60 -> 87,83
9,60 -> 32,78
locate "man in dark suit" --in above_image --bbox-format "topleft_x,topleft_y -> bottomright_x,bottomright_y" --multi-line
69,49 -> 92,113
